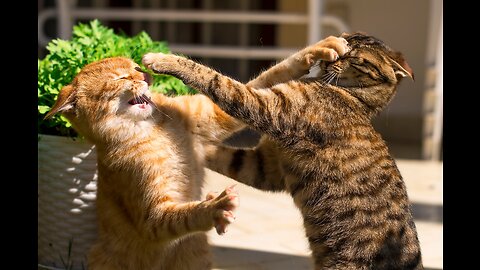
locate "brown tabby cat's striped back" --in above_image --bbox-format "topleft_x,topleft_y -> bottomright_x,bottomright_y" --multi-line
143,32 -> 423,269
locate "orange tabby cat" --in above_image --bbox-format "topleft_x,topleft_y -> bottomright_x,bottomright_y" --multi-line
45,57 -> 242,270
43,35 -> 348,270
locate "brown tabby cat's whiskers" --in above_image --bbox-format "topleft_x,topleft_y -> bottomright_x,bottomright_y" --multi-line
320,70 -> 339,86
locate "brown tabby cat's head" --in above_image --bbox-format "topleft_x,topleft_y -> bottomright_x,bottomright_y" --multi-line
45,57 -> 154,140
318,32 -> 413,114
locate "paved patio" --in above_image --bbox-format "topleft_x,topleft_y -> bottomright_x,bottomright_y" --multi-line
202,159 -> 443,270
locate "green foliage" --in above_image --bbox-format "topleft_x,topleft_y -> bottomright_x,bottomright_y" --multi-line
38,20 -> 196,137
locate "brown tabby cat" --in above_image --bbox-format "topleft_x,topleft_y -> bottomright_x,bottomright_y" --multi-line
142,32 -> 423,269
43,35 -> 348,270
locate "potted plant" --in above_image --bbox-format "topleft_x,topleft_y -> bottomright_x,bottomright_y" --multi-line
38,20 -> 194,269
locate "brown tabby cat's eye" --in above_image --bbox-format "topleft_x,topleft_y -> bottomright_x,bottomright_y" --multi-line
143,32 -> 423,270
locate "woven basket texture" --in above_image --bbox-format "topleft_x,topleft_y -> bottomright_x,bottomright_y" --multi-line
38,134 -> 98,269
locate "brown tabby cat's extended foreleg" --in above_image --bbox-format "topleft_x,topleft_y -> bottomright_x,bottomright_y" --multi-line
142,36 -> 349,142
204,137 -> 285,192
143,54 -> 290,140
143,53 -> 322,146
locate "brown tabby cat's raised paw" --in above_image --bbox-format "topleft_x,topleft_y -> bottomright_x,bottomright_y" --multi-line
203,185 -> 239,235
142,53 -> 181,74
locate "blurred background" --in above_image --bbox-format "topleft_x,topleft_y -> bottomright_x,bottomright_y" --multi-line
38,0 -> 443,162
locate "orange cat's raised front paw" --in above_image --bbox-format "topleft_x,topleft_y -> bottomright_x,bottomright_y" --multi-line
204,184 -> 239,235
303,36 -> 350,66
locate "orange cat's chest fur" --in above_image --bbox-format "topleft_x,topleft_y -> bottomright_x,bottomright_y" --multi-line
87,101 -> 224,269
98,128 -> 203,199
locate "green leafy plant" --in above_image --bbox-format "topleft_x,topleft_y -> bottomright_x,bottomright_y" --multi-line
38,19 -> 195,137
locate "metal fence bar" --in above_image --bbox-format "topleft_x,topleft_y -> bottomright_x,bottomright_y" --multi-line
39,9 -> 348,46
169,45 -> 297,60
431,17 -> 443,161
66,9 -> 309,24
239,1 -> 250,81
39,3 -> 349,61
166,1 -> 176,44
57,0 -> 73,40
308,0 -> 322,45
422,0 -> 443,160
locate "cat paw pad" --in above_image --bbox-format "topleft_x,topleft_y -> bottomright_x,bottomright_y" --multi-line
142,53 -> 175,74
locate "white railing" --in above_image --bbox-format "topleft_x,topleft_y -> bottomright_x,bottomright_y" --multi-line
38,0 -> 349,60
422,0 -> 443,160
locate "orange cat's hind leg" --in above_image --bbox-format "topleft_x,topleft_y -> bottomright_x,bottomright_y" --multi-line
165,233 -> 213,270
87,243 -> 122,270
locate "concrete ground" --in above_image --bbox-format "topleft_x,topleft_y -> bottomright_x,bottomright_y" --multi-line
202,159 -> 443,270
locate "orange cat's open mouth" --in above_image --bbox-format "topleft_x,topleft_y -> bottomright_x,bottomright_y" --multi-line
128,94 -> 152,109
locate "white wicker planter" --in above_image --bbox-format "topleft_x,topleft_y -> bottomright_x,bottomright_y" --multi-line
38,134 -> 98,270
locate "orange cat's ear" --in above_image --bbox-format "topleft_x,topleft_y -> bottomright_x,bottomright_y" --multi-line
44,84 -> 77,119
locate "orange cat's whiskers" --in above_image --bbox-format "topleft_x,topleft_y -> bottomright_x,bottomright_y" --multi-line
140,94 -> 173,120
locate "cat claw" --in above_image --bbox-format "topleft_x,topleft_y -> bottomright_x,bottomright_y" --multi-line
214,210 -> 236,235
207,185 -> 239,235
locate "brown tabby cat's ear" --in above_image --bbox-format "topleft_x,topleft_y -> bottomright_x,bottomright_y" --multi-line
44,84 -> 77,119
391,54 -> 414,81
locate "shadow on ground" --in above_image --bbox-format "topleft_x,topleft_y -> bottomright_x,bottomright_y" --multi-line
212,246 -> 312,270
212,246 -> 442,270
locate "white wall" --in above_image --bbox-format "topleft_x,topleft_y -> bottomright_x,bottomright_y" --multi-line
278,0 -> 437,157
343,0 -> 432,147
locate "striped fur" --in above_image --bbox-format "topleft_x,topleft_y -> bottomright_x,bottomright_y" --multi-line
143,33 -> 423,269
46,57 -> 245,270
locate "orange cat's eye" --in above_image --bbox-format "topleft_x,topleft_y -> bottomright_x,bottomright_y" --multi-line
113,75 -> 129,81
